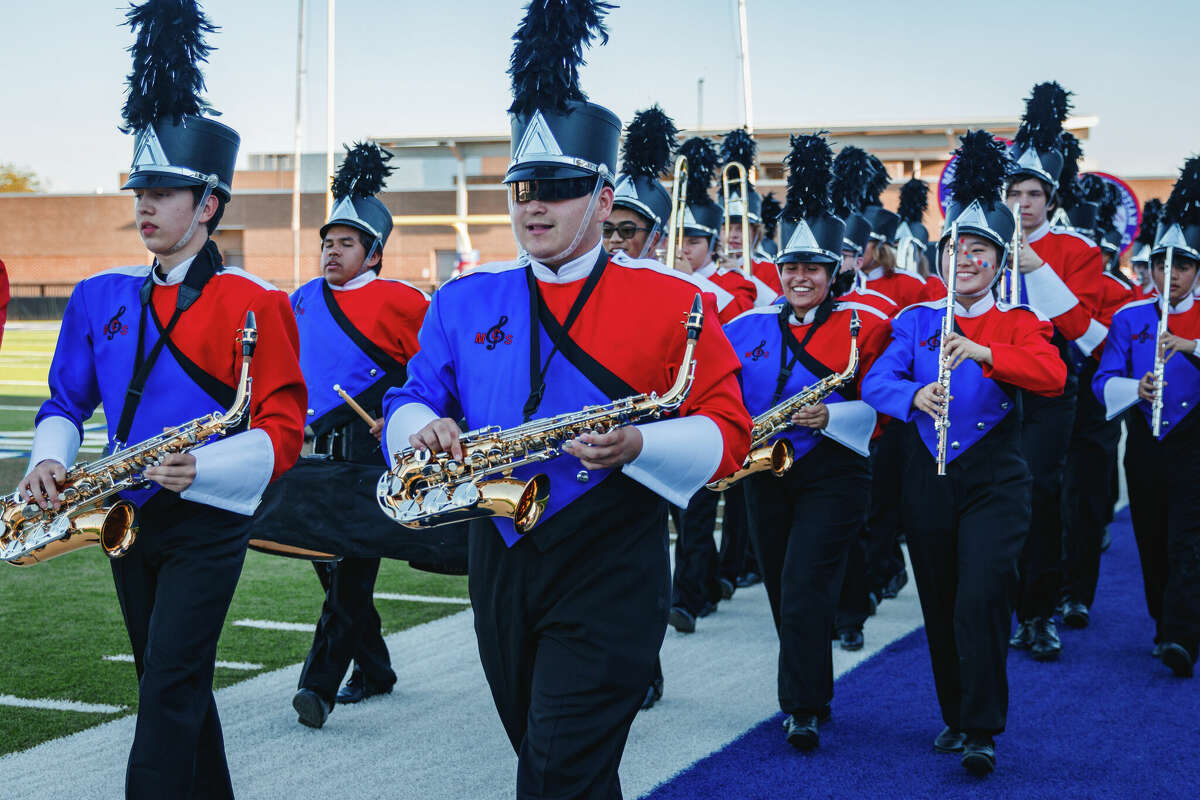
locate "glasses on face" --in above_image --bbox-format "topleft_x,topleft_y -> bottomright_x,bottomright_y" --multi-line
602,222 -> 651,240
509,176 -> 596,204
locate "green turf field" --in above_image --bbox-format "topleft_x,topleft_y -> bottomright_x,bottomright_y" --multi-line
0,323 -> 470,757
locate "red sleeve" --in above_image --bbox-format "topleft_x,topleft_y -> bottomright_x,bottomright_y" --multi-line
245,290 -> 308,480
1046,238 -> 1104,340
678,303 -> 752,481
922,275 -> 947,301
854,315 -> 893,387
984,312 -> 1066,397
754,260 -> 782,295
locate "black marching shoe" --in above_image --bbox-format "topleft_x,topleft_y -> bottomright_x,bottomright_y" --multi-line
697,600 -> 718,618
641,675 -> 665,710
961,733 -> 996,775
668,606 -> 696,634
736,571 -> 762,588
933,726 -> 966,753
1061,599 -> 1090,629
1159,642 -> 1195,678
1030,618 -> 1062,661
882,568 -> 908,599
719,577 -> 736,601
783,714 -> 820,751
292,688 -> 332,729
838,628 -> 864,651
1009,619 -> 1034,650
336,670 -> 394,704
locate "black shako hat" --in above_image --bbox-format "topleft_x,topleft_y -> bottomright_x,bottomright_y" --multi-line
677,136 -> 722,239
1131,199 -> 1164,265
612,105 -> 677,228
760,192 -> 782,257
120,0 -> 239,201
896,178 -> 930,247
777,133 -> 844,269
831,146 -> 875,255
321,142 -> 395,259
1050,132 -> 1097,236
862,154 -> 899,245
719,129 -> 763,224
504,0 -> 620,185
1009,81 -> 1072,191
1154,156 -> 1200,261
942,130 -> 1017,262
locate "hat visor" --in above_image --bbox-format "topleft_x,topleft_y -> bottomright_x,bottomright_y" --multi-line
504,162 -> 599,183
777,251 -> 838,265
320,219 -> 382,242
121,171 -> 207,192
942,224 -> 1005,251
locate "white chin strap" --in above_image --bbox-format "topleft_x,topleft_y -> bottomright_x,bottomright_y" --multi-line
637,222 -> 662,259
165,175 -> 219,255
510,175 -> 605,266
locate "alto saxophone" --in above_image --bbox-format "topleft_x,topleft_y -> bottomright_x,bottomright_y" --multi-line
0,312 -> 259,566
708,310 -> 861,491
377,294 -> 706,533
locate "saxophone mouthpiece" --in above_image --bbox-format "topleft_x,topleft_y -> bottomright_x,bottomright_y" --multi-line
685,293 -> 704,341
241,311 -> 258,357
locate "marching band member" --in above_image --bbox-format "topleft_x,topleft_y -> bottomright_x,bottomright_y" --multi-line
1004,82 -> 1105,661
862,155 -> 945,306
608,105 -> 676,262
18,3 -> 306,796
719,128 -> 782,302
862,131 -> 1067,775
724,133 -> 890,750
896,178 -> 935,281
289,143 -> 430,728
759,192 -> 783,262
1093,156 -> 1200,678
382,2 -> 751,794
1130,199 -> 1164,299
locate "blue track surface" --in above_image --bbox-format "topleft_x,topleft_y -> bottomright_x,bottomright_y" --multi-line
644,507 -> 1199,799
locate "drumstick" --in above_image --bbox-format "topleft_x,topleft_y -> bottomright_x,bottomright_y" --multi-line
333,385 -> 377,427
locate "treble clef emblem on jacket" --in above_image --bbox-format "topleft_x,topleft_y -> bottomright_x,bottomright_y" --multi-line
105,305 -> 129,340
747,339 -> 767,361
485,315 -> 509,350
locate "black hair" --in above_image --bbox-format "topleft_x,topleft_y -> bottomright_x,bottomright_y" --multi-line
189,185 -> 226,233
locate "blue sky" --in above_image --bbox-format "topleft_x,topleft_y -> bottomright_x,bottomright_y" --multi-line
3,0 -> 1196,193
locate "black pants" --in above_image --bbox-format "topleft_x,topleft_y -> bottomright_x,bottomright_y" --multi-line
1124,411 -> 1200,655
469,474 -> 669,800
863,422 -> 908,592
670,487 -> 720,615
717,485 -> 750,584
745,439 -> 870,716
299,556 -> 395,701
902,414 -> 1030,734
1062,361 -> 1121,607
110,493 -> 250,800
1016,376 -> 1077,621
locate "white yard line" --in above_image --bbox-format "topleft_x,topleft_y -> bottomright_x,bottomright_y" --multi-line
0,694 -> 126,715
231,619 -> 316,633
373,593 -> 470,605
102,654 -> 263,672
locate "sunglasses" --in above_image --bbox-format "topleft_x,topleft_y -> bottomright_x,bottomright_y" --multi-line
509,176 -> 596,204
602,222 -> 651,240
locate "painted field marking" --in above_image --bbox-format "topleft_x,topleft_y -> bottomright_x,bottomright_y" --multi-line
0,694 -> 127,714
0,381 -> 53,387
231,619 -> 315,633
102,654 -> 263,671
373,593 -> 470,605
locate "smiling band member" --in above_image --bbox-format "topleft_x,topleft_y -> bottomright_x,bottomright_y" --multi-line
18,3 -> 306,796
862,131 -> 1066,776
722,133 -> 890,752
1092,156 -> 1200,679
380,3 -> 751,796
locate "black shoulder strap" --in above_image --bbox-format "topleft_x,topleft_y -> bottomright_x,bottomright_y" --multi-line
147,305 -> 237,410
534,299 -> 637,402
321,280 -> 409,381
773,304 -> 835,404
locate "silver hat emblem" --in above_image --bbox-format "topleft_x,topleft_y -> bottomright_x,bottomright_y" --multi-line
513,110 -> 565,162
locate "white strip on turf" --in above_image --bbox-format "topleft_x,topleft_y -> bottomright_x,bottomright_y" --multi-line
373,592 -> 471,605
0,568 -> 924,800
231,619 -> 316,633
102,654 -> 263,672
0,694 -> 126,714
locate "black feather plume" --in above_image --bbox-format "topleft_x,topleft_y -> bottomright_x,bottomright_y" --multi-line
720,129 -> 757,172
1077,173 -> 1108,204
782,133 -> 834,223
121,0 -> 218,132
1014,81 -> 1072,153
1163,156 -> 1200,229
678,137 -> 719,207
621,105 -> 677,178
898,179 -> 928,223
1058,132 -> 1084,187
761,192 -> 782,239
1136,199 -> 1164,245
864,154 -> 889,207
831,146 -> 874,218
950,130 -> 1008,209
330,142 -> 394,201
507,0 -> 614,116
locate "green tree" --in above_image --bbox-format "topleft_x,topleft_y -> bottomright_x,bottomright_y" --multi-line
0,163 -> 41,193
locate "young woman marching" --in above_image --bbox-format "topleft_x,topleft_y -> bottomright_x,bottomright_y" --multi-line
861,131 -> 1067,776
722,133 -> 891,751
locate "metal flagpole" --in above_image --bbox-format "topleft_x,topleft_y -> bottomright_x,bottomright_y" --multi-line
737,0 -> 754,135
325,0 -> 335,221
291,0 -> 306,290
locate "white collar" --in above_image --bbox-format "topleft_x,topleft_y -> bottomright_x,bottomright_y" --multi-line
1169,293 -> 1195,314
1026,219 -> 1052,243
328,270 -> 378,291
694,261 -> 718,279
864,266 -> 884,281
152,254 -> 199,286
788,305 -> 820,325
529,243 -> 605,284
955,292 -> 995,318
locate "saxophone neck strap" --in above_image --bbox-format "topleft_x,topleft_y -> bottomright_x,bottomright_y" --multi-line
773,303 -> 829,405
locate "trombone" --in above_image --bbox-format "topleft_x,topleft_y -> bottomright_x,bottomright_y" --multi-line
721,161 -> 753,278
665,154 -> 689,271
